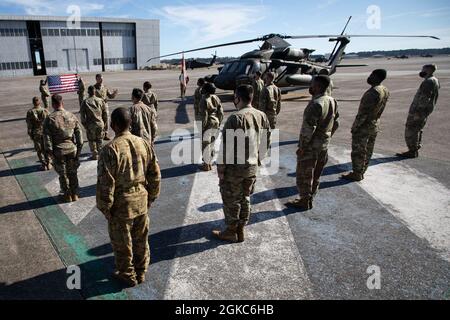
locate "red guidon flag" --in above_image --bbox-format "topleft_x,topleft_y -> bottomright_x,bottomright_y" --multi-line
47,74 -> 79,94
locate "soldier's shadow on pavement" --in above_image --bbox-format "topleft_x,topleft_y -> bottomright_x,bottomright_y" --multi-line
0,256 -> 128,300
175,100 -> 190,124
0,163 -> 42,178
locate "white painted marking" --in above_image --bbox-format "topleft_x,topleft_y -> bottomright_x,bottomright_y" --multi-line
328,145 -> 450,262
163,137 -> 313,299
45,159 -> 98,225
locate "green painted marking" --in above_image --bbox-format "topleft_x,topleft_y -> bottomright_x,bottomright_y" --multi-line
8,157 -> 129,300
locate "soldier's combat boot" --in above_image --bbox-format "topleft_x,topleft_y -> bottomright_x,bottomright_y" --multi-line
286,197 -> 312,211
212,225 -> 238,243
103,135 -> 111,141
112,271 -> 137,287
200,163 -> 211,171
89,154 -> 98,161
136,273 -> 146,284
341,172 -> 364,182
61,194 -> 72,203
396,150 -> 419,159
71,194 -> 79,202
237,224 -> 245,243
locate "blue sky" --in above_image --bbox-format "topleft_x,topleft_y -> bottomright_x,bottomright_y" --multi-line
1,0 -> 449,58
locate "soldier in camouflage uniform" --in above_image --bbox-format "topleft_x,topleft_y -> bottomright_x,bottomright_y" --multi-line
397,64 -> 440,159
96,107 -> 161,287
252,71 -> 264,110
287,76 -> 339,210
199,82 -> 224,171
142,81 -> 159,113
194,78 -> 205,120
80,85 -> 107,160
77,76 -> 86,108
342,69 -> 389,182
259,71 -> 281,131
129,88 -> 158,146
43,95 -> 83,203
26,97 -> 50,170
39,79 -> 50,109
214,85 -> 270,243
93,74 -> 118,141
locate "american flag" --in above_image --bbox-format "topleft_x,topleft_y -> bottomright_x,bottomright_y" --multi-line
47,74 -> 79,94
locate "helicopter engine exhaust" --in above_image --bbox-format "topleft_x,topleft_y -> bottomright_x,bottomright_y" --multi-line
285,74 -> 313,86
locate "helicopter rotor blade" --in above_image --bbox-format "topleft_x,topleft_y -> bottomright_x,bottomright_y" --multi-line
329,16 -> 352,62
286,34 -> 440,40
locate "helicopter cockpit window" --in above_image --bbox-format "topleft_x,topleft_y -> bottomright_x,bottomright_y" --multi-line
227,62 -> 240,73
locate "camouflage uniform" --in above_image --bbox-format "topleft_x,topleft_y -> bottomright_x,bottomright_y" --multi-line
351,85 -> 389,175
142,90 -> 159,113
80,96 -> 107,158
325,79 -> 334,96
43,110 -> 82,197
26,105 -> 50,166
96,132 -> 161,281
94,83 -> 117,137
199,94 -> 224,165
218,105 -> 270,226
40,84 -> 50,109
193,86 -> 203,119
251,78 -> 264,110
297,94 -> 339,200
77,79 -> 86,108
129,102 -> 158,145
259,82 -> 281,129
405,76 -> 440,152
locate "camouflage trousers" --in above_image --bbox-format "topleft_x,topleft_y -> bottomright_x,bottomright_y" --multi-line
202,123 -> 219,165
32,134 -> 49,165
108,214 -> 150,278
351,130 -> 378,175
220,165 -> 257,226
53,150 -> 80,196
86,126 -> 104,157
41,95 -> 49,109
296,150 -> 328,199
405,112 -> 428,152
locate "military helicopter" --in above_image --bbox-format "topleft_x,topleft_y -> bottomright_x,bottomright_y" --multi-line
186,52 -> 218,69
148,17 -> 439,91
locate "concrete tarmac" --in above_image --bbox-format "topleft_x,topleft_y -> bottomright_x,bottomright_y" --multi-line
0,56 -> 449,299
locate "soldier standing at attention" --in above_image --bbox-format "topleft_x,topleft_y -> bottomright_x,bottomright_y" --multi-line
142,81 -> 159,113
96,107 -> 161,287
213,85 -> 270,243
77,76 -> 86,108
26,97 -> 50,171
396,64 -> 440,159
287,75 -> 339,211
199,83 -> 224,171
80,85 -> 108,160
259,71 -> 281,132
93,73 -> 118,141
342,69 -> 389,182
251,71 -> 264,110
129,88 -> 158,146
194,78 -> 205,120
43,95 -> 83,203
39,79 -> 50,109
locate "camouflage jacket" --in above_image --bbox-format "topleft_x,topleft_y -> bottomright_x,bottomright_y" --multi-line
194,86 -> 203,115
200,94 -> 224,129
26,106 -> 49,136
219,105 -> 270,167
259,83 -> 281,117
40,84 -> 50,98
94,83 -> 117,103
352,85 -> 390,134
77,79 -> 86,97
43,109 -> 82,156
142,90 -> 159,112
409,76 -> 440,117
96,132 -> 161,219
299,94 -> 339,152
325,79 -> 334,96
129,102 -> 158,144
252,78 -> 264,108
80,96 -> 107,130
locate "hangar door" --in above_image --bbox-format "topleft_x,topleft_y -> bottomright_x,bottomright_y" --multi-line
63,48 -> 90,72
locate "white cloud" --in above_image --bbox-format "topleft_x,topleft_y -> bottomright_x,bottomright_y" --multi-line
156,3 -> 266,43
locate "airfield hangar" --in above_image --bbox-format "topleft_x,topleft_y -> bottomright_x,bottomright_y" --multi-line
0,15 -> 160,77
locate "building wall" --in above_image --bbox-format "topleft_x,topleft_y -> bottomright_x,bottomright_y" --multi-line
101,22 -> 136,72
0,20 -> 34,77
135,20 -> 160,68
